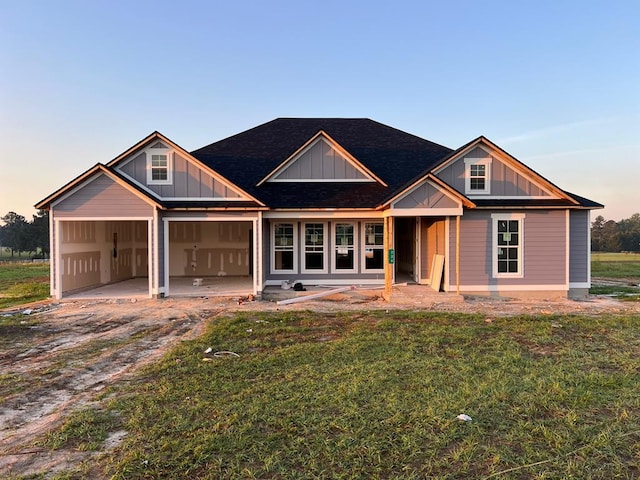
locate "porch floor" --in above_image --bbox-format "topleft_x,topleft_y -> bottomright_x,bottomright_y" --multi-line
64,276 -> 254,300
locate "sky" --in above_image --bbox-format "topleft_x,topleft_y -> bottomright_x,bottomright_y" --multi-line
1,0 -> 638,222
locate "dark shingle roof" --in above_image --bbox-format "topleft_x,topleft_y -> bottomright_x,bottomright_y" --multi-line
191,118 -> 453,208
188,118 -> 601,211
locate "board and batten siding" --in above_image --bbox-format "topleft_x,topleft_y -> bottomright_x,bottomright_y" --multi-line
436,147 -> 551,197
569,210 -> 589,283
118,151 -> 243,199
274,140 -> 368,181
452,210 -> 567,288
53,174 -> 153,217
394,182 -> 458,209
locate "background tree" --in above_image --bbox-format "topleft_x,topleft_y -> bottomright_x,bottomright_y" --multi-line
591,215 -> 605,251
27,210 -> 50,257
600,220 -> 621,252
617,213 -> 640,252
0,212 -> 28,257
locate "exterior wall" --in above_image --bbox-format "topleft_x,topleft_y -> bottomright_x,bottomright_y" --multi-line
264,218 -> 386,285
118,151 -> 242,199
569,210 -> 590,284
449,209 -> 568,295
53,174 -> 153,217
435,147 -> 551,197
274,139 -> 368,181
394,182 -> 458,209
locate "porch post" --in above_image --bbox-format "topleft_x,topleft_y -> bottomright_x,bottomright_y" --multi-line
383,215 -> 394,301
456,215 -> 460,295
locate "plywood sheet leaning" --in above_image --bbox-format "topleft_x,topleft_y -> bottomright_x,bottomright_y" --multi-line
429,254 -> 445,291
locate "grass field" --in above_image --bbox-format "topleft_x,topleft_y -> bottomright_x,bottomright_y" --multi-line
43,311 -> 640,479
0,262 -> 49,309
591,252 -> 640,281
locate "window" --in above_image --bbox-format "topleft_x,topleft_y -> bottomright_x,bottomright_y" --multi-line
147,148 -> 173,185
272,223 -> 297,273
303,223 -> 326,273
362,222 -> 384,271
333,222 -> 356,272
492,214 -> 525,277
464,158 -> 491,194
151,154 -> 168,181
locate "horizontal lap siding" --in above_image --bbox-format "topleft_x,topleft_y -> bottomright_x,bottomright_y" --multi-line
456,211 -> 491,282
453,210 -> 566,286
524,211 -> 566,285
570,210 -> 589,283
54,174 -> 152,217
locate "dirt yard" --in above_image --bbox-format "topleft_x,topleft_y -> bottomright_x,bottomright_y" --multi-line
1,286 -> 639,478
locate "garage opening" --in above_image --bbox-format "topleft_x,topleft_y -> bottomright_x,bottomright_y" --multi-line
165,220 -> 253,296
59,220 -> 150,297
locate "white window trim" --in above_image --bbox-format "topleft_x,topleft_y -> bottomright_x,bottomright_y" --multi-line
464,157 -> 491,195
331,222 -> 357,274
146,147 -> 173,185
301,222 -> 328,274
361,222 -> 384,273
492,213 -> 525,278
271,222 -> 298,275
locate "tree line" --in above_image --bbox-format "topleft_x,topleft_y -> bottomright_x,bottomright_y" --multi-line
0,211 -> 49,258
591,213 -> 640,252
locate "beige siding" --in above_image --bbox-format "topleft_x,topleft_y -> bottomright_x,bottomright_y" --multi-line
275,140 -> 368,181
436,147 -> 551,197
54,174 -> 152,217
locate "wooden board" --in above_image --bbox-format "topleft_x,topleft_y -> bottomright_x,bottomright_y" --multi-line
429,254 -> 445,291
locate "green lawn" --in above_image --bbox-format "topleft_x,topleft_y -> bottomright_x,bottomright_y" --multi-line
591,252 -> 640,278
46,311 -> 640,479
0,262 -> 49,309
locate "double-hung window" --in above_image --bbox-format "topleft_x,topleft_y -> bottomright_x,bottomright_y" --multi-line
303,223 -> 326,273
272,223 -> 296,273
492,214 -> 525,277
147,147 -> 173,185
362,222 -> 384,271
333,222 -> 356,272
464,158 -> 491,194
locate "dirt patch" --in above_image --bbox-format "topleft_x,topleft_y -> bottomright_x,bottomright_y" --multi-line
1,287 -> 639,478
0,297 -> 218,477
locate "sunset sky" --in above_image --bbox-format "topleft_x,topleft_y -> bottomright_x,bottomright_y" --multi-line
1,0 -> 638,222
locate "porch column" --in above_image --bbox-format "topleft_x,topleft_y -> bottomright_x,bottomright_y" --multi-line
383,215 -> 394,301
456,215 -> 460,295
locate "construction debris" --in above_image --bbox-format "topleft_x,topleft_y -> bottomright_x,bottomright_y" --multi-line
276,286 -> 355,306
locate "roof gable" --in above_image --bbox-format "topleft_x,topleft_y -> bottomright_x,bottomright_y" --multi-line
107,132 -> 263,205
35,164 -> 161,211
192,118 -> 453,208
258,131 -> 384,186
432,136 -> 579,204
